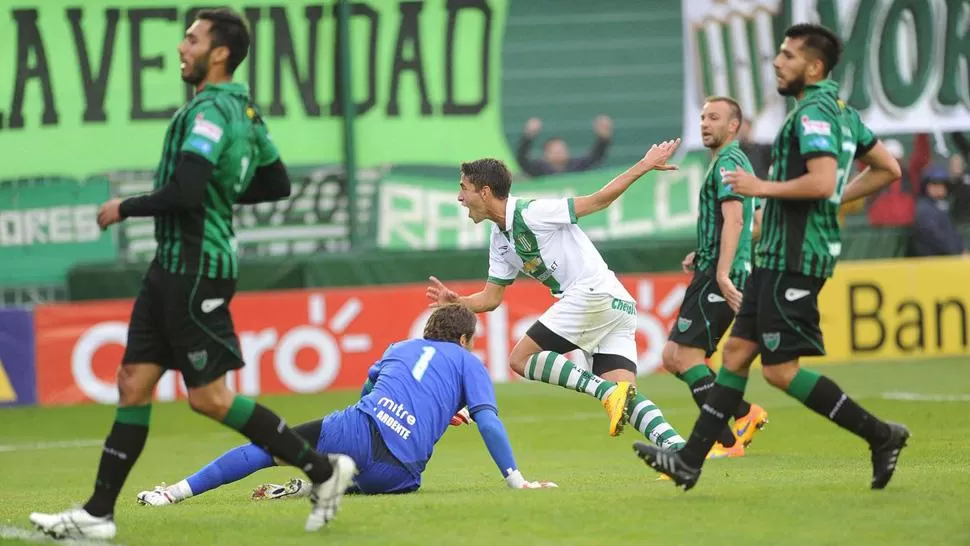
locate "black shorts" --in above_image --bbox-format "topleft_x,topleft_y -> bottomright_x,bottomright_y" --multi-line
730,267 -> 826,365
668,270 -> 737,357
122,260 -> 243,388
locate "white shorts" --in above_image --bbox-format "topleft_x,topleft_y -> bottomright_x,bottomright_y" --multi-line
537,289 -> 638,365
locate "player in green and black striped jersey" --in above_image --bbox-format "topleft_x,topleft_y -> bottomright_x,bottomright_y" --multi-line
636,23 -> 911,493
664,96 -> 768,459
31,9 -> 353,540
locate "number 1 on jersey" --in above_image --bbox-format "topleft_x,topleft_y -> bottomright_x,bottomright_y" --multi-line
412,346 -> 436,381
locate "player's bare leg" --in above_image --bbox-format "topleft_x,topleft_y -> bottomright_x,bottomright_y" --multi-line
30,363 -> 164,540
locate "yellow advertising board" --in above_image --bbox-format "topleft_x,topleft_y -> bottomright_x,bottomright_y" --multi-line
815,257 -> 970,363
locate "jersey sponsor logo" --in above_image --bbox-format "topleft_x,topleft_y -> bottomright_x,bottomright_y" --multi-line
201,298 -> 225,313
611,298 -> 636,315
497,243 -> 510,255
706,293 -> 726,303
187,349 -> 208,371
784,288 -> 812,302
800,116 -> 832,136
515,234 -> 533,252
186,137 -> 213,155
192,115 -> 224,142
375,396 -> 415,439
809,137 -> 833,151
762,332 -> 780,352
677,317 -> 693,332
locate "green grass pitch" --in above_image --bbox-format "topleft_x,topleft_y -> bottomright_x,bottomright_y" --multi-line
1,358 -> 967,545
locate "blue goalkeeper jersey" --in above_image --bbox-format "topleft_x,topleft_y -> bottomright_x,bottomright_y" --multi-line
356,339 -> 498,475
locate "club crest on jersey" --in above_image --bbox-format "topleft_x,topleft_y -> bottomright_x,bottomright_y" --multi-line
762,332 -> 780,352
192,113 -> 224,142
800,116 -> 831,136
522,256 -> 542,274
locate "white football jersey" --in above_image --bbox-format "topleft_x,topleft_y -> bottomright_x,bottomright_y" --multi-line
486,197 -> 629,298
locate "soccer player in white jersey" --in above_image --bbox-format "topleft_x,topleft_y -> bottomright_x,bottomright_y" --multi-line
426,140 -> 686,448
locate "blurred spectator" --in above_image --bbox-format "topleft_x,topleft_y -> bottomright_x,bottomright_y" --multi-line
910,165 -> 969,257
738,119 -> 772,179
865,138 -> 916,227
948,152 -> 970,222
516,115 -> 612,177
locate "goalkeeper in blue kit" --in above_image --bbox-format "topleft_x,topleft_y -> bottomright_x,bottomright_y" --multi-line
136,304 -> 555,506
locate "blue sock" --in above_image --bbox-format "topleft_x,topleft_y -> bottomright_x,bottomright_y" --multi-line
186,443 -> 275,496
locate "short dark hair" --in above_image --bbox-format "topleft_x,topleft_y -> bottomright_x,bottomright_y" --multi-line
704,95 -> 744,129
197,8 -> 250,74
423,304 -> 477,344
460,158 -> 512,199
784,23 -> 843,76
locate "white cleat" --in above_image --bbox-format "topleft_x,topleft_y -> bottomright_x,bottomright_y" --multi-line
136,485 -> 179,506
305,455 -> 358,532
29,507 -> 117,540
252,478 -> 311,501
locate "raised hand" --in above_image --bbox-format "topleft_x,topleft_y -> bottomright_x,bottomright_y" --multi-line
426,276 -> 460,307
639,138 -> 681,172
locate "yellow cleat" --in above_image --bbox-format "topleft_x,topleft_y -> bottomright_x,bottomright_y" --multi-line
733,404 -> 769,448
603,381 -> 636,437
706,440 -> 745,459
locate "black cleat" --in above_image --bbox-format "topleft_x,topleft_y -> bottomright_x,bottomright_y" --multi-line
633,441 -> 701,491
870,422 -> 910,490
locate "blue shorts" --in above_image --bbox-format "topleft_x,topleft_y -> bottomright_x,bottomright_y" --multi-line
316,406 -> 421,495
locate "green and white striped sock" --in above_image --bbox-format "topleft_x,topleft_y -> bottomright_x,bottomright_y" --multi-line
628,393 -> 685,449
524,351 -> 616,401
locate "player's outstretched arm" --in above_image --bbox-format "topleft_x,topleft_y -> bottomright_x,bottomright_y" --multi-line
471,408 -> 557,489
426,276 -> 506,313
841,141 -> 903,204
236,159 -> 293,204
572,138 -> 681,218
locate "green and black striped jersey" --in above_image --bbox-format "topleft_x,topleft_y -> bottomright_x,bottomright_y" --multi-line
757,79 -> 876,278
693,139 -> 757,286
153,82 -> 279,279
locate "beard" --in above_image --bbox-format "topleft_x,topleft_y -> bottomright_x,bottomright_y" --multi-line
777,73 -> 806,97
703,133 -> 724,149
182,55 -> 210,86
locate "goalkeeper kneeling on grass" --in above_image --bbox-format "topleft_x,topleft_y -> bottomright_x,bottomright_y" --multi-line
137,304 -> 555,506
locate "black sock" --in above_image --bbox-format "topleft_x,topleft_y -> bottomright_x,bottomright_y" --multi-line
786,369 -> 891,446
680,365 -> 737,448
679,368 -> 748,467
733,399 -> 752,420
223,396 -> 334,483
83,405 -> 152,517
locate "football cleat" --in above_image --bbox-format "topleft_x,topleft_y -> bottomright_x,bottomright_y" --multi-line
252,478 -> 311,501
870,422 -> 910,490
136,484 -> 179,506
633,441 -> 701,491
706,440 -> 745,459
29,508 -> 116,540
305,454 -> 358,532
603,381 -> 637,437
733,404 -> 769,447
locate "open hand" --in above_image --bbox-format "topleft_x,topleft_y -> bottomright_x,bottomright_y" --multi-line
639,138 -> 681,172
426,276 -> 460,307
